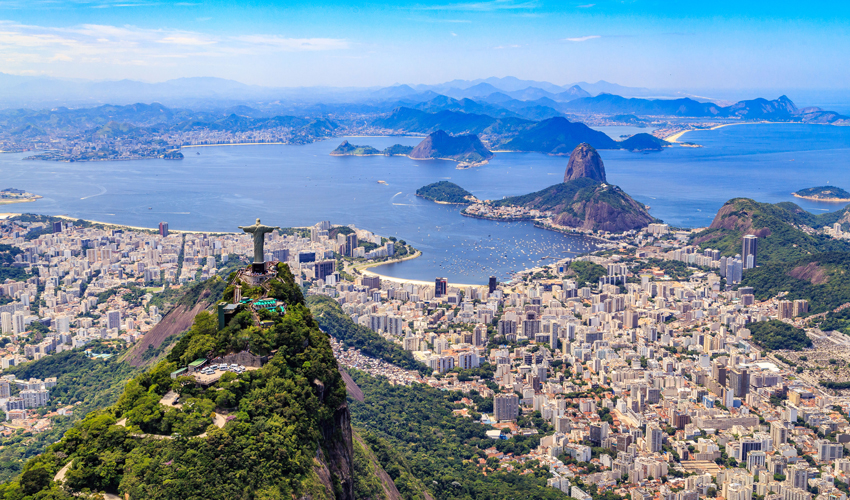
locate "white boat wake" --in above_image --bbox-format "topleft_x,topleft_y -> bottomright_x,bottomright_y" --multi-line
80,185 -> 107,200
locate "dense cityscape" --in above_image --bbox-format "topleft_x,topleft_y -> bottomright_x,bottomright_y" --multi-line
2,208 -> 850,499
1,1 -> 849,497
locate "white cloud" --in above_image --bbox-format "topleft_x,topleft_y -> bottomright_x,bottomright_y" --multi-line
564,35 -> 600,42
577,3 -> 595,7
494,44 -> 521,49
414,0 -> 538,12
0,21 -> 349,68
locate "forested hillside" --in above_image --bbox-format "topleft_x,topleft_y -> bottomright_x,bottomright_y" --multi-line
0,264 -> 356,499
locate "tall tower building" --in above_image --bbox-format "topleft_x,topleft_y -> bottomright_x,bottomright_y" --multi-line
742,234 -> 758,269
345,233 -> 358,257
646,424 -> 663,453
726,255 -> 743,284
12,312 -> 25,335
159,222 -> 169,237
0,312 -> 11,335
489,276 -> 497,293
435,277 -> 447,298
107,310 -> 122,330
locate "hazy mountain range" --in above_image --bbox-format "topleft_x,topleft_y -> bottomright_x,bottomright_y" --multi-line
0,73 -> 704,110
2,73 -> 848,126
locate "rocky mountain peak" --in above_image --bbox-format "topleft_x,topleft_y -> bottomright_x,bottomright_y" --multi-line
564,142 -> 607,183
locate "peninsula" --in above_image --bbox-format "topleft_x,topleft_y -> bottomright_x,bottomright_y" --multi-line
462,143 -> 655,232
792,185 -> 850,202
0,188 -> 42,205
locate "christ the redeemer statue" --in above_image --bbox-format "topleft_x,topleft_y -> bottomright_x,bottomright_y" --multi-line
239,218 -> 280,264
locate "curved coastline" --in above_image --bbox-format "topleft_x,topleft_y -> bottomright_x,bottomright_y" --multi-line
363,250 -> 486,289
460,210 -> 614,244
460,210 -> 535,222
792,193 -> 850,203
49,215 -> 311,235
664,120 -> 810,143
0,196 -> 42,206
415,193 -> 476,206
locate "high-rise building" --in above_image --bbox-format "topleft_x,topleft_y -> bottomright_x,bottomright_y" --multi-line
792,300 -> 809,317
0,312 -> 11,335
778,300 -> 794,320
771,421 -> 788,445
298,251 -> 316,263
726,255 -> 743,284
435,277 -> 447,298
345,233 -> 358,257
646,424 -> 663,453
817,439 -> 844,462
312,260 -> 335,281
712,362 -> 728,386
786,464 -> 809,490
271,249 -> 289,262
12,312 -> 25,335
473,324 -> 487,347
488,276 -> 497,293
498,319 -> 517,336
494,393 -> 519,422
52,221 -> 63,233
728,368 -> 750,398
56,315 -> 70,334
159,222 -> 169,237
107,310 -> 121,330
742,234 -> 758,269
726,482 -> 753,500
362,276 -> 381,289
624,309 -> 639,329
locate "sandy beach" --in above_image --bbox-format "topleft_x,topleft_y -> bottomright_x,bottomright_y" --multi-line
357,250 -> 486,289
52,216 -> 240,234
792,193 -> 850,203
0,197 -> 40,206
665,121 -> 790,143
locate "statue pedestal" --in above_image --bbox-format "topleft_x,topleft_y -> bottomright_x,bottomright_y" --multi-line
242,261 -> 278,286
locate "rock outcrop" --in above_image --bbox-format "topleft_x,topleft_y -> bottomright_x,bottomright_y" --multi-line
564,143 -> 607,183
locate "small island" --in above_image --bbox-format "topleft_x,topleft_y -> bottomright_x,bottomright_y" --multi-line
415,181 -> 480,204
0,188 -> 42,205
792,185 -> 850,202
330,140 -> 414,157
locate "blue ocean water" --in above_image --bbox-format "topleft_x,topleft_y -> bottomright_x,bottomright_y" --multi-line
1,123 -> 848,283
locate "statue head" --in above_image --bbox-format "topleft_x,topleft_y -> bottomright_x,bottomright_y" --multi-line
256,218 -> 261,224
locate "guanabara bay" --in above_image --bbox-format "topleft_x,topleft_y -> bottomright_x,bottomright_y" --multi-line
3,2 -> 850,500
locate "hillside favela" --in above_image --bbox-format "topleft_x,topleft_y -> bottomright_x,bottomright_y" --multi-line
2,2 -> 850,500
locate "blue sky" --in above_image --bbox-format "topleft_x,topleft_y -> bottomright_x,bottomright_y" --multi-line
0,0 -> 848,90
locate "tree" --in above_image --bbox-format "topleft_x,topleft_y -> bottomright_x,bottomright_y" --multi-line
20,466 -> 51,495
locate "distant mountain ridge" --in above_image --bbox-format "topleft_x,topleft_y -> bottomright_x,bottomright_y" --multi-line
0,103 -> 339,138
561,94 -> 847,123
